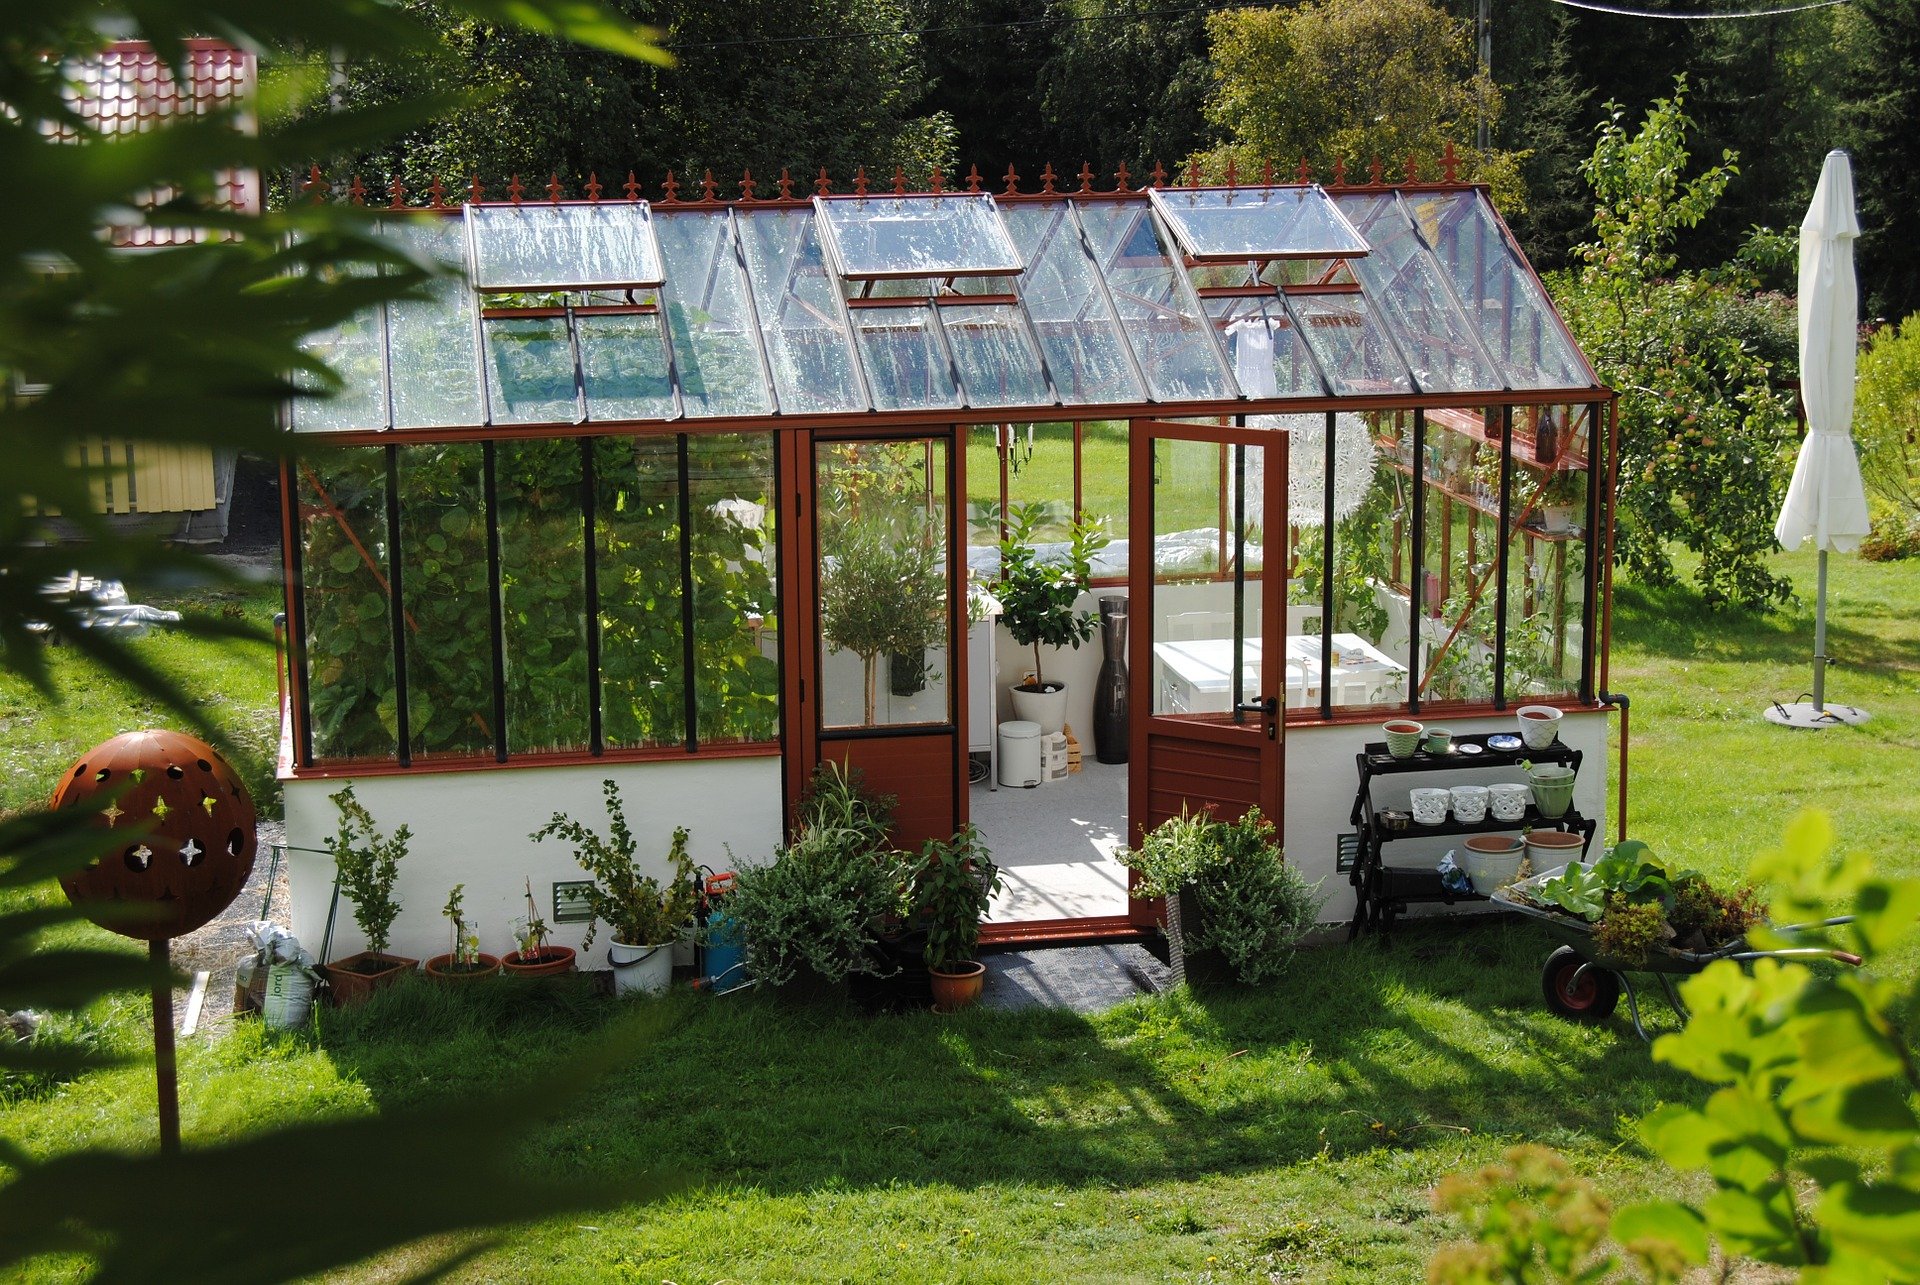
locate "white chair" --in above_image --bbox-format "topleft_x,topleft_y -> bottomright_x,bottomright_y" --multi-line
1165,610 -> 1233,642
1285,603 -> 1323,639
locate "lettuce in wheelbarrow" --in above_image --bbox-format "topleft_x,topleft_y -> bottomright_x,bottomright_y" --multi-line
1519,840 -> 1763,962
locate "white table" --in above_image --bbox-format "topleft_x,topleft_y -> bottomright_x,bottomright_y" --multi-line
1153,633 -> 1406,714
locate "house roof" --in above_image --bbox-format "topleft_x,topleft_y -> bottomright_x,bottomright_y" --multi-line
292,179 -> 1600,434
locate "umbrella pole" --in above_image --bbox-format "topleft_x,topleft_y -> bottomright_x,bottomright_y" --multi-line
1814,548 -> 1828,712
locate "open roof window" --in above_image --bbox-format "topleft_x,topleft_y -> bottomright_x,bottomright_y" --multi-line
467,203 -> 665,292
814,193 -> 1022,281
1150,186 -> 1368,263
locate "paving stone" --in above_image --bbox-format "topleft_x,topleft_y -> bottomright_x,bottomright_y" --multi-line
979,943 -> 1170,1014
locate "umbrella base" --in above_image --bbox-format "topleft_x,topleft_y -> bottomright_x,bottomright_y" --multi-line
1764,701 -> 1871,729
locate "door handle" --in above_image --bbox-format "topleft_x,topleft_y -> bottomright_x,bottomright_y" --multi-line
1234,694 -> 1279,739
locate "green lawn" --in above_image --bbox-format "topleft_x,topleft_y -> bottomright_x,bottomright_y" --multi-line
2,547 -> 1915,1281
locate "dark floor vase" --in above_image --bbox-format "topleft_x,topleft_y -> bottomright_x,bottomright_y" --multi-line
890,650 -> 928,697
1094,596 -> 1130,763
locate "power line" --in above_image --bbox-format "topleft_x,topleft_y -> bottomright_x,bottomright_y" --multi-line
1546,0 -> 1851,20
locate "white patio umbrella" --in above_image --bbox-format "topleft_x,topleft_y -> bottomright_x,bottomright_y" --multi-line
1767,149 -> 1872,729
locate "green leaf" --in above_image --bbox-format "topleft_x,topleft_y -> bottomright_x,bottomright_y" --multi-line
1818,1179 -> 1920,1275
1613,1200 -> 1709,1267
1791,1082 -> 1920,1146
1701,1184 -> 1801,1262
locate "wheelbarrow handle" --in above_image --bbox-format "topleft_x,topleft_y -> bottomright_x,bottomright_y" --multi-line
1727,948 -> 1864,967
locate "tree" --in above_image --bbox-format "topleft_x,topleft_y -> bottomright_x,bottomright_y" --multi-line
1552,81 -> 1797,609
1504,7 -> 1593,273
1194,0 -> 1522,201
1841,0 -> 1920,322
1035,0 -> 1212,180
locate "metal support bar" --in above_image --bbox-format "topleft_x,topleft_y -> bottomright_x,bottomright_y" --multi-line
383,445 -> 411,766
677,434 -> 699,752
1493,404 -> 1513,708
483,440 -> 509,761
1408,409 -> 1426,716
582,437 -> 603,755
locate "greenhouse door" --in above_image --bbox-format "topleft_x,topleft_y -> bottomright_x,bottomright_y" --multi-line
783,430 -> 967,850
1127,420 -> 1288,928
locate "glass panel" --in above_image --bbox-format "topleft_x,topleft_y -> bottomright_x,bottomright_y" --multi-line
851,305 -> 961,411
1149,436 -> 1246,716
291,267 -> 385,431
468,203 -> 664,290
596,436 -> 687,749
687,434 -> 780,744
816,439 -> 951,729
1504,405 -> 1589,703
397,443 -> 493,759
1151,186 -> 1368,261
484,315 -> 577,425
1336,193 -> 1504,395
654,212 -> 773,417
1286,293 -> 1415,395
1402,190 -> 1595,390
734,208 -> 865,414
384,217 -> 483,428
1210,297 -> 1328,397
1005,422 -> 1077,544
941,303 -> 1050,408
965,424 -> 1005,570
580,312 -> 675,421
1077,201 -> 1233,402
999,202 -> 1144,405
1324,410 -> 1415,711
298,452 -> 396,763
1080,419 -> 1130,580
496,438 -> 590,754
815,193 -> 1021,278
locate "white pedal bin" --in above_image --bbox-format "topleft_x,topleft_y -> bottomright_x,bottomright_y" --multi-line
998,720 -> 1043,787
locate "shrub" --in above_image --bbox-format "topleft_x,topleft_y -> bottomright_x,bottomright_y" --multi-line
906,824 -> 1001,971
1860,510 -> 1920,561
325,785 -> 410,958
1856,314 -> 1920,527
727,825 -> 906,988
530,780 -> 696,949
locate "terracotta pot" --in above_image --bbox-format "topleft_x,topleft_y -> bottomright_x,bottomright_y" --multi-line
929,960 -> 986,1012
323,951 -> 417,1007
423,953 -> 502,982
502,946 -> 576,977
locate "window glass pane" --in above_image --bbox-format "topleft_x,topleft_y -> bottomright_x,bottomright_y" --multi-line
1504,405 -> 1589,703
817,439 -> 951,729
941,303 -> 1050,408
1414,408 -> 1499,704
484,315 -> 577,424
965,424 -> 1006,584
1287,293 -> 1416,395
1402,190 -> 1594,390
468,203 -> 664,291
1079,419 -> 1130,579
384,217 -> 483,428
1329,410 -> 1417,710
1077,201 -> 1233,402
1151,186 -> 1367,260
815,194 -> 1021,278
1335,193 -> 1503,395
298,452 -> 396,762
734,208 -> 865,414
655,212 -> 774,417
1148,436 -> 1247,716
397,443 -> 493,758
851,305 -> 961,411
496,439 -> 590,754
687,434 -> 780,744
1211,298 -> 1328,397
291,268 -> 385,431
596,436 -> 686,748
1005,422 -> 1077,544
999,202 -> 1144,406
580,312 -> 675,421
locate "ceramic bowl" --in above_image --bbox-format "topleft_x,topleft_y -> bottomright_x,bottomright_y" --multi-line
1384,719 -> 1425,759
1516,704 -> 1564,750
1425,726 -> 1453,754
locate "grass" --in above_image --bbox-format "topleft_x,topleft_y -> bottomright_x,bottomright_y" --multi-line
2,545 -> 1916,1280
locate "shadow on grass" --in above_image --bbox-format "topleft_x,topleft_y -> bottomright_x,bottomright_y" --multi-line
309,919 -> 1699,1201
1612,578 -> 1917,676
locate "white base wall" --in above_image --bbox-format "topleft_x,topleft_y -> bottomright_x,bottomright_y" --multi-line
283,755 -> 782,967
1282,709 -> 1610,925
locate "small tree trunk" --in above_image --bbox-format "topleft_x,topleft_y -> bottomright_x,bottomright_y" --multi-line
1032,641 -> 1044,690
863,652 -> 877,726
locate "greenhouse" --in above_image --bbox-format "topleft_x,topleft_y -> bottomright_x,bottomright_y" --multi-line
278,167 -> 1618,958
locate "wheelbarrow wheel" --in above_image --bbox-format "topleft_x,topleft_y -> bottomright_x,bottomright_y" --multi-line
1542,946 -> 1620,1022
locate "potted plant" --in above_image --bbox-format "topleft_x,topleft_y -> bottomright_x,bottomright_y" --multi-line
908,824 -> 1001,1012
502,877 -> 575,976
997,503 -> 1110,734
531,780 -> 695,996
319,785 -> 417,1006
1533,469 -> 1585,534
424,882 -> 500,981
819,513 -> 947,724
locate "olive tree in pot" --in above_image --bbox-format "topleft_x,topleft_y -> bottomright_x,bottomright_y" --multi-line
424,882 -> 500,981
819,514 -> 946,726
320,785 -> 416,1006
997,504 -> 1109,734
908,824 -> 1002,1012
531,780 -> 696,997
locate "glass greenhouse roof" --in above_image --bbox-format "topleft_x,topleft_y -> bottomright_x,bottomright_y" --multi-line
291,186 -> 1598,434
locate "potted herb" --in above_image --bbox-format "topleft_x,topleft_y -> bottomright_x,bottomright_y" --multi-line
424,882 -> 500,981
819,511 -> 947,725
320,785 -> 416,1006
1533,469 -> 1585,534
908,824 -> 1001,1012
530,780 -> 696,996
997,503 -> 1110,734
502,877 -> 575,976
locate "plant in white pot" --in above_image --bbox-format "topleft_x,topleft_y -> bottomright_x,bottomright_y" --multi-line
531,780 -> 696,996
996,503 -> 1109,734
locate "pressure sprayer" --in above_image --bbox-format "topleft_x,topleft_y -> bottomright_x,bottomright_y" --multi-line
691,870 -> 752,995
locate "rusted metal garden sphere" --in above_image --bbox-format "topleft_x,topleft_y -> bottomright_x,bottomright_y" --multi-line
49,730 -> 257,940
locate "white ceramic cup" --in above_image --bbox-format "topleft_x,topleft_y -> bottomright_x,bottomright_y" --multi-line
1449,784 -> 1489,823
1410,787 -> 1451,826
1488,782 -> 1531,822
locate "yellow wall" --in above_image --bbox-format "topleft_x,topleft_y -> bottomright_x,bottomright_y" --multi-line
65,437 -> 217,514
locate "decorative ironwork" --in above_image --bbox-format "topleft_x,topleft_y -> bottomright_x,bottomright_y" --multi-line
585,171 -> 603,201
1077,162 -> 1095,193
347,175 -> 367,205
469,174 -> 486,204
1184,158 -> 1201,188
427,176 -> 447,208
777,168 -> 794,199
507,173 -> 524,204
1224,158 -> 1238,189
1297,157 -> 1312,184
387,177 -> 406,209
301,164 -> 327,204
1333,157 -> 1348,186
1441,140 -> 1459,183
699,169 -> 718,201
51,729 -> 258,941
1404,153 -> 1419,183
966,164 -> 983,193
1040,162 -> 1058,194
661,170 -> 679,202
546,173 -> 565,203
1368,157 -> 1384,186
929,164 -> 945,194
853,165 -> 869,196
624,171 -> 641,201
1149,161 -> 1167,189
815,166 -> 832,196
739,168 -> 757,201
1114,161 -> 1132,192
1002,164 -> 1020,195
891,166 -> 907,195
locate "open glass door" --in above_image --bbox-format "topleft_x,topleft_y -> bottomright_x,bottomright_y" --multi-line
1127,419 -> 1287,928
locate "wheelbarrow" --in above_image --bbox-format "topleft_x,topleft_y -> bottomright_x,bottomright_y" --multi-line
1492,871 -> 1860,1042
